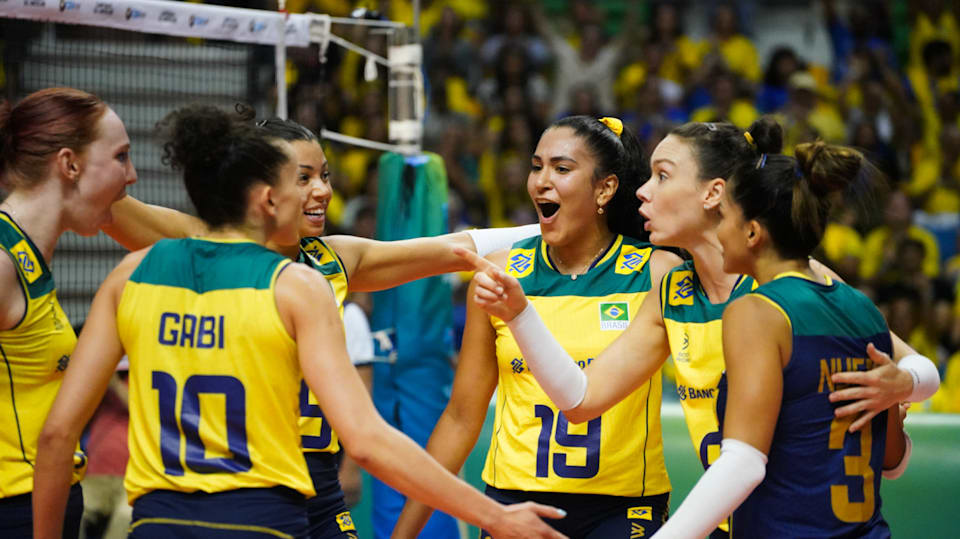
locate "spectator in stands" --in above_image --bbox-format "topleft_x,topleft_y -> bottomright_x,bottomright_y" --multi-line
689,68 -> 758,129
861,190 -> 941,283
479,4 -> 550,72
699,2 -> 760,84
647,2 -> 701,86
758,46 -> 803,113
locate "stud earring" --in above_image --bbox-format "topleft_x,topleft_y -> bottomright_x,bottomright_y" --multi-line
597,207 -> 605,215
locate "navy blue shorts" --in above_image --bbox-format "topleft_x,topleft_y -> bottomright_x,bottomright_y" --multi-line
480,485 -> 669,539
129,487 -> 308,538
304,452 -> 356,539
0,482 -> 83,538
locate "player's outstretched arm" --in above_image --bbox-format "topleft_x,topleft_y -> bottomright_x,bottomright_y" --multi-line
276,265 -> 567,539
102,196 -> 207,251
326,224 -> 539,292
455,246 -> 673,424
33,251 -> 144,539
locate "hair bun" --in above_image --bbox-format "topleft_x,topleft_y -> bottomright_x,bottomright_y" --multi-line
747,116 -> 783,155
795,141 -> 863,196
158,104 -> 237,173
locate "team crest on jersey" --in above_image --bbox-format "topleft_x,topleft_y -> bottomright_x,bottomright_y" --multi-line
668,271 -> 695,306
627,505 -> 653,520
599,301 -> 629,330
615,245 -> 652,275
506,248 -> 535,278
11,239 -> 42,284
336,511 -> 356,532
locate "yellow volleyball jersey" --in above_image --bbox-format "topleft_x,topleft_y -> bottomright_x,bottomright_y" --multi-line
297,236 -> 347,454
482,235 -> 670,496
0,212 -> 85,498
119,238 -> 313,502
660,260 -> 755,470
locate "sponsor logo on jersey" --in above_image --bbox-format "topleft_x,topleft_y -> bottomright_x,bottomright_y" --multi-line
11,240 -> 42,284
627,506 -> 653,520
506,248 -> 535,278
510,357 -> 525,374
630,522 -> 646,538
668,271 -> 695,306
93,1 -> 112,14
677,384 -> 715,401
336,511 -> 356,532
615,245 -> 651,275
57,355 -> 70,372
599,301 -> 629,330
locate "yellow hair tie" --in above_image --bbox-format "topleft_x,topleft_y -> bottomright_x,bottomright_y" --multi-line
599,117 -> 623,138
743,131 -> 756,148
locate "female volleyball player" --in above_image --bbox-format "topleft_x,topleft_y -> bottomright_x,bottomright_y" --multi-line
458,119 -> 938,537
653,143 -> 909,538
394,116 -> 684,539
100,114 -> 539,539
0,87 -> 137,538
31,104 -> 566,539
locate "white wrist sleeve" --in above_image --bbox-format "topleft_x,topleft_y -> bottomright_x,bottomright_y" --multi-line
506,303 -> 587,410
466,224 -> 541,256
898,354 -> 940,402
882,430 -> 912,480
653,439 -> 767,539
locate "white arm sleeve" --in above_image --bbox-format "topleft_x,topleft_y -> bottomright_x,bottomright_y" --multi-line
466,224 -> 541,256
882,429 -> 912,480
505,303 -> 587,410
898,354 -> 940,402
652,439 -> 767,539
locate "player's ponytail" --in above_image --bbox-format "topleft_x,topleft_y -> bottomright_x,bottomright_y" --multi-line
729,141 -> 884,260
157,104 -> 291,229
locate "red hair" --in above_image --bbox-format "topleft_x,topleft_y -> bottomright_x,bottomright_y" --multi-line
0,87 -> 107,189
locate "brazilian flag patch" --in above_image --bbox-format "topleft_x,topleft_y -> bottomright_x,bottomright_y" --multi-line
599,301 -> 629,330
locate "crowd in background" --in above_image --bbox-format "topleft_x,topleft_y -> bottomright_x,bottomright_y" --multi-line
280,0 -> 960,413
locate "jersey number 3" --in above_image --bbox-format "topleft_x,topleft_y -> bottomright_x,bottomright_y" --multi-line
829,415 -> 875,522
152,371 -> 252,476
534,405 -> 601,479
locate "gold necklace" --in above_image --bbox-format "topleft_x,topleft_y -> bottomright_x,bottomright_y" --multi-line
552,240 -> 610,281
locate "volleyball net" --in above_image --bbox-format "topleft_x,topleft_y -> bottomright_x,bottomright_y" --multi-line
0,0 -> 423,324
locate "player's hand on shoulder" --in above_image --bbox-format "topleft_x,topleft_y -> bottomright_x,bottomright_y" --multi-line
490,502 -> 568,539
453,246 -> 527,322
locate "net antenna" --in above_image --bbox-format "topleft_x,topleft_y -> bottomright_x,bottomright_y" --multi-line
307,14 -> 424,156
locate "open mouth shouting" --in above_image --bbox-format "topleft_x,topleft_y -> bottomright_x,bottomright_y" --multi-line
537,201 -> 560,223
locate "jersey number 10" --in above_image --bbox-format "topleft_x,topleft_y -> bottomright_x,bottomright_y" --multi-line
152,371 -> 252,475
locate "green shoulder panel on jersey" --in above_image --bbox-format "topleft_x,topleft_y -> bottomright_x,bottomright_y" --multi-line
660,260 -> 755,324
0,211 -> 55,299
129,238 -> 289,292
506,234 -> 656,297
753,274 -> 888,338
